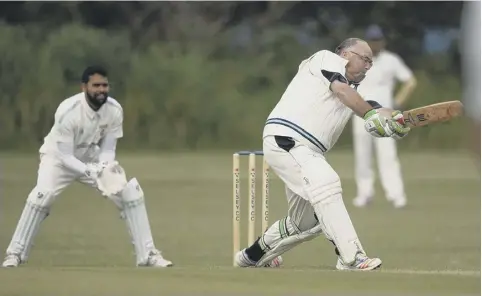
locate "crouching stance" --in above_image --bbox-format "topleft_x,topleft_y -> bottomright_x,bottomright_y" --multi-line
3,66 -> 172,268
236,39 -> 410,270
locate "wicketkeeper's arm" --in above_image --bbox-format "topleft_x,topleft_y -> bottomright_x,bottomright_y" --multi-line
54,115 -> 88,175
57,142 -> 88,175
98,107 -> 124,163
98,133 -> 118,163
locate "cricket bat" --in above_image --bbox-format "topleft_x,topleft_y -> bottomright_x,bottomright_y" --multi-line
397,100 -> 464,128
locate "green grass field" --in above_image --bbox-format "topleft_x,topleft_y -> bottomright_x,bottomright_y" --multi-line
0,151 -> 480,295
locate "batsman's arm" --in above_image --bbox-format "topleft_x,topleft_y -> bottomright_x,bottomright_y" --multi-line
330,80 -> 374,118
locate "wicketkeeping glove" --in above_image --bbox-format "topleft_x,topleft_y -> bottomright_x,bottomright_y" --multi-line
85,161 -> 127,196
96,161 -> 128,197
85,162 -> 107,179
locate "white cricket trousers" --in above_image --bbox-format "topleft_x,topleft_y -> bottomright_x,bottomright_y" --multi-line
37,154 -> 97,195
21,153 -> 123,212
262,136 -> 322,230
352,115 -> 407,202
262,135 -> 366,263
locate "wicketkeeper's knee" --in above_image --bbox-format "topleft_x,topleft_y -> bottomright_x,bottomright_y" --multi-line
117,178 -> 145,205
26,187 -> 57,209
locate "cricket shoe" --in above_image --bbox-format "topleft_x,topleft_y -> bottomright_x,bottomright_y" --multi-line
235,249 -> 283,268
139,249 -> 173,268
2,254 -> 21,268
335,253 -> 382,271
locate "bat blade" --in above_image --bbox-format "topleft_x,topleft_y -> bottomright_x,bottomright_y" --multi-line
400,100 -> 464,128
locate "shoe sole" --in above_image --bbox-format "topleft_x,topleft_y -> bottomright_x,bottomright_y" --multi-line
336,260 -> 382,271
137,262 -> 174,268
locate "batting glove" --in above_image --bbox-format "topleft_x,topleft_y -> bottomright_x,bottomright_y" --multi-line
363,109 -> 394,138
388,111 -> 410,140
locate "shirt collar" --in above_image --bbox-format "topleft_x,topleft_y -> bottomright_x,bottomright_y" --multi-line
349,81 -> 359,90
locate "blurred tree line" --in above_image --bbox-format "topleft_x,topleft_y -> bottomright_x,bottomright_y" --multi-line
0,2 -> 468,151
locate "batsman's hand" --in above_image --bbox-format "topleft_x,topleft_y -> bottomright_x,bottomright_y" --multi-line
364,109 -> 410,140
363,109 -> 394,138
388,110 -> 410,140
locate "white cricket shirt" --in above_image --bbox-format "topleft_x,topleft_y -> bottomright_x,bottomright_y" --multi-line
263,50 -> 356,153
460,1 -> 481,122
39,92 -> 123,162
357,50 -> 413,108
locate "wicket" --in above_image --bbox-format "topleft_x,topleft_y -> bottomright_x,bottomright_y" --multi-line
232,150 -> 270,267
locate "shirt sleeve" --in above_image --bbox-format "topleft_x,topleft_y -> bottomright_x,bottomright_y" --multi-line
53,108 -> 87,175
98,107 -> 123,163
57,142 -> 88,175
110,107 -> 124,139
305,50 -> 349,87
392,54 -> 413,82
55,110 -> 76,144
98,134 -> 118,163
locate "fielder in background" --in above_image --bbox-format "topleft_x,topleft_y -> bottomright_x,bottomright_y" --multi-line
2,66 -> 173,268
460,1 -> 481,169
235,38 -> 410,270
352,25 -> 417,209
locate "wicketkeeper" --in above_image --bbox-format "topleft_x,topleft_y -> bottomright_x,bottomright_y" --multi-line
2,66 -> 173,268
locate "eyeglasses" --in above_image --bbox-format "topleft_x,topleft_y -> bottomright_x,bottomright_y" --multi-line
349,51 -> 373,65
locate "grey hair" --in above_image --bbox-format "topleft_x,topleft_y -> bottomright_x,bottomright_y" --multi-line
334,38 -> 363,54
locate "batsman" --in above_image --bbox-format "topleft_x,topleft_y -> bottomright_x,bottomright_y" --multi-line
2,66 -> 173,268
235,38 -> 410,270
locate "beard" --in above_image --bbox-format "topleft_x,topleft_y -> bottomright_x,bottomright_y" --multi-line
86,91 -> 108,109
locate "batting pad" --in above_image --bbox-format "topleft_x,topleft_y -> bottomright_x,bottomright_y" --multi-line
119,178 -> 155,265
258,216 -> 299,251
6,195 -> 50,262
312,193 -> 365,265
256,222 -> 323,267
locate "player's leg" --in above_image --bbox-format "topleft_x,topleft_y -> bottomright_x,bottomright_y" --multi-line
287,140 -> 381,270
375,137 -> 407,208
79,173 -> 173,267
352,116 -> 375,207
254,188 -> 332,267
236,186 -> 321,267
241,135 -> 380,270
235,136 -> 321,267
3,155 -> 74,267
